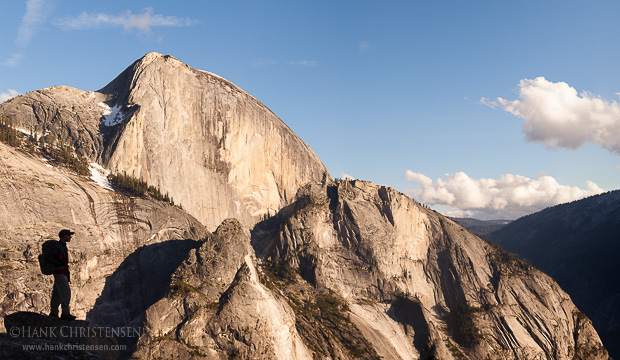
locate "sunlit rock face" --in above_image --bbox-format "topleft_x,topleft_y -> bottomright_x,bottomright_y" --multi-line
0,85 -> 108,161
99,52 -> 328,231
0,141 -> 209,331
0,52 -> 329,231
257,180 -> 610,360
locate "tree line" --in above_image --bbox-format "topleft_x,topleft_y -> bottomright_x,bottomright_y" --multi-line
0,117 -> 90,176
2,117 -> 179,208
108,171 -> 178,207
0,118 -> 19,146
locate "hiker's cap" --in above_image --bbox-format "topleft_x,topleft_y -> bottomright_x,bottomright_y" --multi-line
59,229 -> 75,238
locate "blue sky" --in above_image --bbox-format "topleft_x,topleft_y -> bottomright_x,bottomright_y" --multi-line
2,0 -> 619,219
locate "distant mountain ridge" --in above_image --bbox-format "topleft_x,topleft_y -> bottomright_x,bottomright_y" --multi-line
449,217 -> 510,236
488,190 -> 620,358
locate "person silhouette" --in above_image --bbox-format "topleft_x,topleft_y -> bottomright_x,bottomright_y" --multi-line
49,229 -> 76,320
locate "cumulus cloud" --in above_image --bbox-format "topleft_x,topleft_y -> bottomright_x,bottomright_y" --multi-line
482,77 -> 620,155
2,0 -> 51,66
0,89 -> 21,103
53,7 -> 196,34
404,170 -> 603,219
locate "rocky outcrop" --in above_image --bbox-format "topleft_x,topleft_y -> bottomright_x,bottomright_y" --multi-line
0,141 -> 209,332
133,219 -> 313,360
0,52 -> 329,231
114,179 -> 611,359
253,180 -> 610,359
0,85 -> 108,161
3,311 -> 117,359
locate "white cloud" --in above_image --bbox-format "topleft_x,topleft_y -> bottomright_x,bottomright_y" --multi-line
404,170 -> 603,220
341,172 -> 356,181
483,77 -> 620,155
2,0 -> 51,66
0,89 -> 20,103
54,7 -> 197,34
287,60 -> 317,67
443,209 -> 475,218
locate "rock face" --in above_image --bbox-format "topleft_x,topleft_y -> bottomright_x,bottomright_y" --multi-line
0,141 -> 209,331
0,85 -> 108,161
487,190 -> 620,359
0,52 -> 329,231
134,219 -> 314,360
0,52 -> 612,359
251,180 -> 610,359
96,179 -> 610,359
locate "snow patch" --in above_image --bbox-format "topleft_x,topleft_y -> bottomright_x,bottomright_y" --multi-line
89,163 -> 113,191
15,127 -> 49,141
42,159 -> 53,168
15,127 -> 31,136
99,102 -> 124,126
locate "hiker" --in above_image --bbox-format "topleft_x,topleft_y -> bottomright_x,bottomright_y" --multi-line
49,229 -> 76,320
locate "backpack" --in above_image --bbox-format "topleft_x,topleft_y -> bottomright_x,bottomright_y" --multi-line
38,240 -> 60,275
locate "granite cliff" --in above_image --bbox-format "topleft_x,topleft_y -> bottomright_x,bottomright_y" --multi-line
0,53 -> 612,359
0,141 -> 209,326
110,180 -> 610,359
0,52 -> 328,231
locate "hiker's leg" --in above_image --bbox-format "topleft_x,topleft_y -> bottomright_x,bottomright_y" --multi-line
52,273 -> 71,315
50,276 -> 60,316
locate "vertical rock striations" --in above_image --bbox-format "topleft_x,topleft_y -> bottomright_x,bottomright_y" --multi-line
98,52 -> 329,230
0,52 -> 329,231
254,180 -> 610,359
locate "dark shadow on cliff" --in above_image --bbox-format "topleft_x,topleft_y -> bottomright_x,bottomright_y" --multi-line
388,296 -> 436,359
87,239 -> 201,357
250,203 -> 296,258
